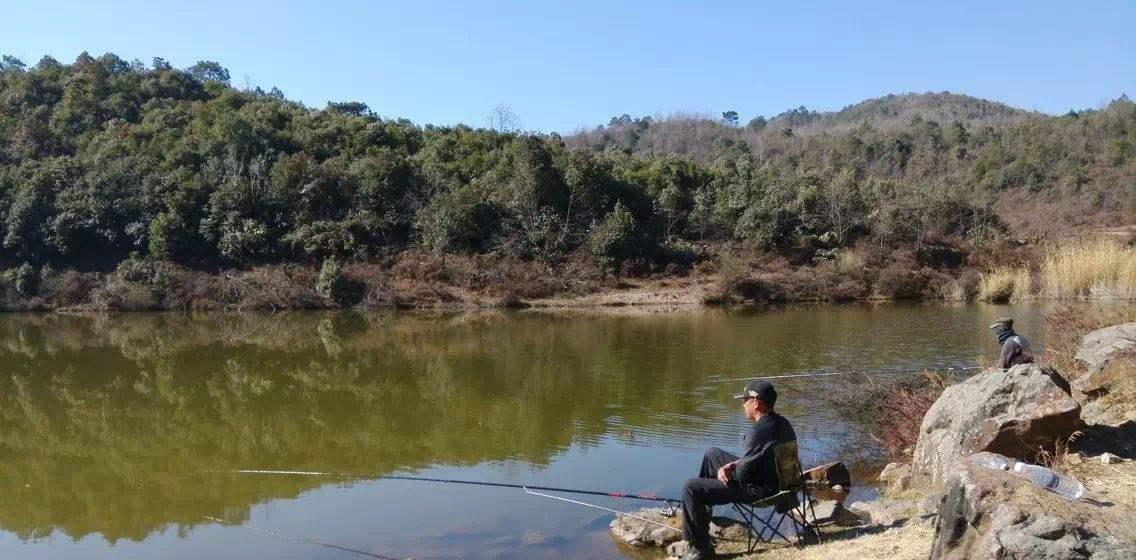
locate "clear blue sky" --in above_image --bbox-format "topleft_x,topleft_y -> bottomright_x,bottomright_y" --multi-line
2,0 -> 1133,132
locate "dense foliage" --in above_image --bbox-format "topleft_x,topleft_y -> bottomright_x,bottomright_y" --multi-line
1,53 -> 1133,289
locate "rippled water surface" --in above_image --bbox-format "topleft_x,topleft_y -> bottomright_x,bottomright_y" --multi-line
0,303 -> 1052,559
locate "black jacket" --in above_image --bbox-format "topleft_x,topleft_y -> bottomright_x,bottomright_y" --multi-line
734,412 -> 797,494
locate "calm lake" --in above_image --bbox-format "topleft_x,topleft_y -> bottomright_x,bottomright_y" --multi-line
0,303 -> 1052,559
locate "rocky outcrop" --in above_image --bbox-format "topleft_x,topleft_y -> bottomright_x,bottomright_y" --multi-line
913,364 -> 1082,486
610,508 -> 748,550
930,452 -> 1136,560
1074,323 -> 1136,426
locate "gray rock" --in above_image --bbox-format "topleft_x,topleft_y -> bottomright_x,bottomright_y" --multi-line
665,540 -> 689,558
808,499 -> 862,526
1074,323 -> 1136,427
848,498 -> 916,526
708,516 -> 749,542
929,452 -> 1136,560
913,364 -> 1082,487
609,507 -> 682,547
919,490 -> 945,517
880,462 -> 914,493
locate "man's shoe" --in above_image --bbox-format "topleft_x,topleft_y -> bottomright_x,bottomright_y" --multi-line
681,546 -> 713,560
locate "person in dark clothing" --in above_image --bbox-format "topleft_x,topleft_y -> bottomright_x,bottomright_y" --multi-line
989,317 -> 1033,369
679,380 -> 797,560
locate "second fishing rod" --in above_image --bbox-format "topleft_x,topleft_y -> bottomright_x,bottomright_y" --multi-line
207,469 -> 682,504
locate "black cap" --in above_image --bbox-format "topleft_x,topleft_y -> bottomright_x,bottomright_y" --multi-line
988,317 -> 1013,329
733,380 -> 777,407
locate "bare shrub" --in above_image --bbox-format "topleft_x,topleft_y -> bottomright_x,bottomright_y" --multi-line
820,371 -> 954,461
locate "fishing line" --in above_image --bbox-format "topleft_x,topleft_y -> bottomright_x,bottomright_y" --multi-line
522,488 -> 680,533
203,515 -> 402,559
202,470 -> 682,504
710,365 -> 982,383
522,488 -> 748,544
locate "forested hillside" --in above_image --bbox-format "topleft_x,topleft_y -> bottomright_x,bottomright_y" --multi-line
0,53 -> 1133,309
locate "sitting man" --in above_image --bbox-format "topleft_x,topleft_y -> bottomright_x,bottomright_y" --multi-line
989,316 -> 1034,369
680,380 -> 797,560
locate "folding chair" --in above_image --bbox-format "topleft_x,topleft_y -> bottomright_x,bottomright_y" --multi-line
729,441 -> 821,552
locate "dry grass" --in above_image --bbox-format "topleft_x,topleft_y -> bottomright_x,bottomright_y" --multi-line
836,250 -> 867,275
728,523 -> 934,560
1040,240 -> 1136,299
977,266 -> 1032,302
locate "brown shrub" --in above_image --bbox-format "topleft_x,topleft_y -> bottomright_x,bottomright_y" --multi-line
40,270 -> 98,307
820,371 -> 953,461
90,278 -> 160,311
219,266 -> 321,311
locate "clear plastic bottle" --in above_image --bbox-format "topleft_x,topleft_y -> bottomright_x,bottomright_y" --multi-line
1011,462 -> 1085,500
974,455 -> 1011,471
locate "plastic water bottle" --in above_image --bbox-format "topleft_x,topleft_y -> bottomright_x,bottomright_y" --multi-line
1012,462 -> 1085,500
974,455 -> 1011,472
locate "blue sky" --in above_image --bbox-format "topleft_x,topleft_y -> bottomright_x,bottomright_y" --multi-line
2,0 -> 1133,132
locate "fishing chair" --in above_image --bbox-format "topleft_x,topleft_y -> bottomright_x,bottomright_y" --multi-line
729,441 -> 821,552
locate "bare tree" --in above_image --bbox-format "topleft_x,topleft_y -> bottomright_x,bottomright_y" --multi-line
486,104 -> 522,133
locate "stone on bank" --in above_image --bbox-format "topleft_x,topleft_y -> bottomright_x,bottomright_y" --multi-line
913,364 -> 1082,487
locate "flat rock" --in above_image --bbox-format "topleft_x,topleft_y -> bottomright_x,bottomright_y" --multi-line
913,364 -> 1082,487
609,507 -> 682,547
848,498 -> 917,526
808,499 -> 862,526
930,452 -> 1136,560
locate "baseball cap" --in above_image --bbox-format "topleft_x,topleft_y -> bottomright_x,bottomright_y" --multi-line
733,380 -> 777,407
988,317 -> 1013,329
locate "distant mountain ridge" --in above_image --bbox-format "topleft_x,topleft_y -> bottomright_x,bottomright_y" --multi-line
766,92 -> 1040,135
565,91 -> 1061,160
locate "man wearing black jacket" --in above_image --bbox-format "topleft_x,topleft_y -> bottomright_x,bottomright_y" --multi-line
989,317 -> 1033,369
679,380 -> 797,560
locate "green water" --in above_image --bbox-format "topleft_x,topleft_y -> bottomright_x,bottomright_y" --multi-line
0,303 -> 1051,559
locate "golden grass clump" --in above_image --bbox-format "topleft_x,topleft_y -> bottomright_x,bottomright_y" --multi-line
978,267 -> 1031,302
835,250 -> 866,275
1040,240 -> 1136,298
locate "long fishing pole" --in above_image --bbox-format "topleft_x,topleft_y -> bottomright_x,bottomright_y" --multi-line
522,487 -> 680,533
206,469 -> 681,504
522,488 -> 747,545
203,515 -> 403,559
710,365 -> 983,383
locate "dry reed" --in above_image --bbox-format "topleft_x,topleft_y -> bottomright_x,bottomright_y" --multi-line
1040,240 -> 1136,299
978,266 -> 1032,302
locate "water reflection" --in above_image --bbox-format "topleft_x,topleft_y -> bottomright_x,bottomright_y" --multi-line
0,304 -> 1049,558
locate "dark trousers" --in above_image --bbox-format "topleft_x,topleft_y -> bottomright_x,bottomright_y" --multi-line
681,447 -> 761,549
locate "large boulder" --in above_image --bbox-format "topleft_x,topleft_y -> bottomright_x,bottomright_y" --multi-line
914,364 -> 1082,486
931,452 -> 1136,560
1074,323 -> 1136,426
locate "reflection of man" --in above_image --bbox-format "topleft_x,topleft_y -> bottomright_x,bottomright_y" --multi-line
989,317 -> 1033,369
679,381 -> 797,560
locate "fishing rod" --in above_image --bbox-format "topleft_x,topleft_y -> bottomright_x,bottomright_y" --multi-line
710,364 -> 984,383
523,487 -> 681,533
203,515 -> 404,559
206,469 -> 681,504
